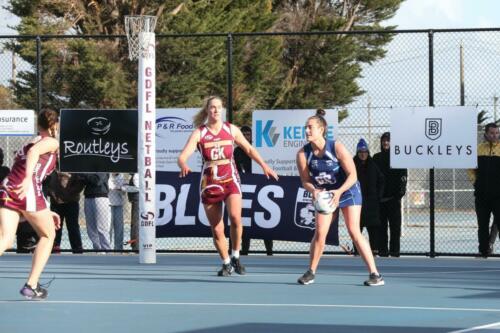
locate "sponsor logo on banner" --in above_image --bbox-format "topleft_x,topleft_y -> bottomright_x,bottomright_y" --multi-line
425,118 -> 442,140
294,188 -> 316,230
87,117 -> 111,136
156,116 -> 194,137
256,120 -> 280,147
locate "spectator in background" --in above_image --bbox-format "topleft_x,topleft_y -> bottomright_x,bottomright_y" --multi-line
233,125 -> 274,256
353,138 -> 385,255
46,170 -> 84,253
126,173 -> 139,251
373,132 -> 407,257
108,173 -> 126,251
80,173 -> 111,251
467,123 -> 500,258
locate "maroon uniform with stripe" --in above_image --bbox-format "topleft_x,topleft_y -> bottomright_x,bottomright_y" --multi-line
197,122 -> 241,204
0,136 -> 57,212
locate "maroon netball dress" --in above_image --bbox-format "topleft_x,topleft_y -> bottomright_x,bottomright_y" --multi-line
0,136 -> 57,212
197,122 -> 241,204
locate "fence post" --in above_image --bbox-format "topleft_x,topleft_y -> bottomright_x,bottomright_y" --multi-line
36,36 -> 42,113
428,30 -> 436,258
226,33 -> 233,122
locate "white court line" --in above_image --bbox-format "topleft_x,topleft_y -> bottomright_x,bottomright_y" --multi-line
448,321 -> 500,333
249,269 -> 500,278
1,300 -> 499,313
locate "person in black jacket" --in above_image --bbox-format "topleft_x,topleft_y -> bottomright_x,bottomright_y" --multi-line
467,123 -> 500,257
353,138 -> 385,255
373,132 -> 407,257
233,126 -> 273,256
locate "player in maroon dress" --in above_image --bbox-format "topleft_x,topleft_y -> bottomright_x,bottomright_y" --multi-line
178,96 -> 278,276
0,109 -> 61,300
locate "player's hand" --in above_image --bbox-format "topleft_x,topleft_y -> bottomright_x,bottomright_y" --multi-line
179,164 -> 192,178
329,189 -> 341,209
52,212 -> 61,230
312,188 -> 323,201
263,165 -> 279,181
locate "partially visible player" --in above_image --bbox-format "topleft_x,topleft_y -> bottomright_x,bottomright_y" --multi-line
0,109 -> 61,299
178,96 -> 278,276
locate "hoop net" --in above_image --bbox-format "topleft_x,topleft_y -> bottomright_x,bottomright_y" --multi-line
125,15 -> 157,60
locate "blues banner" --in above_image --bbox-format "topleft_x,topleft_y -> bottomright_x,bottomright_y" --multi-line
156,172 -> 339,245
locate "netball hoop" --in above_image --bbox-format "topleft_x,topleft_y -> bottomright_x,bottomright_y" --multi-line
125,15 -> 157,264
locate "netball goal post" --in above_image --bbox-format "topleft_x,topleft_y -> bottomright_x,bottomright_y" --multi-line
125,15 -> 157,264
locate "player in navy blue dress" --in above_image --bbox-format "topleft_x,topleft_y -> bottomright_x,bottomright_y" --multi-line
296,109 -> 384,286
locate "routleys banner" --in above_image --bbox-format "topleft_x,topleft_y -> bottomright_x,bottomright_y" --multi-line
59,109 -> 138,172
155,172 -> 339,245
0,110 -> 35,136
390,107 -> 477,168
253,109 -> 338,176
155,108 -> 226,172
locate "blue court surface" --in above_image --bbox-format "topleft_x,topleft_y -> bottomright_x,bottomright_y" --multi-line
1,254 -> 500,333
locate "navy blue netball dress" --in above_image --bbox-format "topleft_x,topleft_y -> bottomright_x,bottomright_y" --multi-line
303,139 -> 362,208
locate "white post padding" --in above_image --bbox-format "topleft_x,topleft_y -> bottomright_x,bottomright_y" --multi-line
138,32 -> 156,264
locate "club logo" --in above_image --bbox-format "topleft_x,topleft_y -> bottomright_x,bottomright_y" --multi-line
87,117 -> 111,136
140,211 -> 155,220
425,118 -> 442,141
294,188 -> 316,230
255,120 -> 280,147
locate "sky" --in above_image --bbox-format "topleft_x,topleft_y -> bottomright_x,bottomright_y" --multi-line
1,0 -> 499,34
387,0 -> 499,29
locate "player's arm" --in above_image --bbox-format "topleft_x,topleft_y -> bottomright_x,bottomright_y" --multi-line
296,148 -> 321,200
177,128 -> 200,177
335,141 -> 358,194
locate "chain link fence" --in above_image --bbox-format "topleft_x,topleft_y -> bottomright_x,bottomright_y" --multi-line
1,29 -> 499,255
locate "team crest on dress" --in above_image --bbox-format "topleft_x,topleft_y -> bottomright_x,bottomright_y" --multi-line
294,188 -> 316,230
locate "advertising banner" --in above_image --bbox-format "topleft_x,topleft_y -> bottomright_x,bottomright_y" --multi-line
253,109 -> 338,175
0,110 -> 35,136
390,107 -> 476,168
59,109 -> 138,172
155,171 -> 339,245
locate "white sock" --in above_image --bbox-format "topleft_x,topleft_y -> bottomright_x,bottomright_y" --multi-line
223,257 -> 230,265
232,250 -> 240,259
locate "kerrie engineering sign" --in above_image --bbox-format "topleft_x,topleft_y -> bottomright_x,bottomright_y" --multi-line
59,109 -> 138,172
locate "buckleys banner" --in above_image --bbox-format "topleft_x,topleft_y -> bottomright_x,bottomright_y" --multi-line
156,172 -> 339,245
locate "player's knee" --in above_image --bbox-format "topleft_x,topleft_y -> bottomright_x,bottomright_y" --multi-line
228,215 -> 240,225
212,227 -> 225,240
